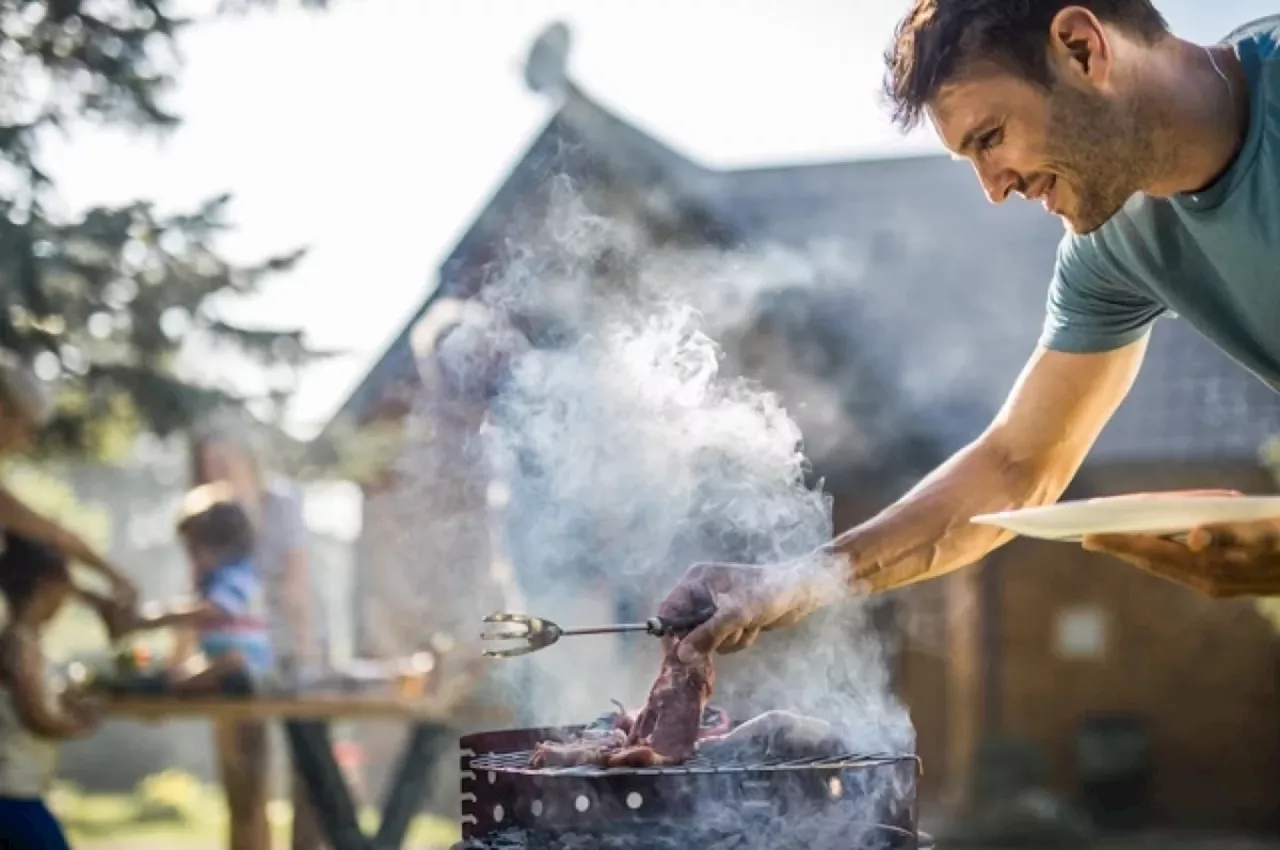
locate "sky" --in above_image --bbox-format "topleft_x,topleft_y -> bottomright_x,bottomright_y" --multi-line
38,0 -> 1276,440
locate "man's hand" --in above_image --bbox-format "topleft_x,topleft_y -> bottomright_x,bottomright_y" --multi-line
1081,490 -> 1280,597
660,556 -> 848,664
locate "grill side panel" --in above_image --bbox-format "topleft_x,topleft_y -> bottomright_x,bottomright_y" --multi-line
460,726 -> 921,847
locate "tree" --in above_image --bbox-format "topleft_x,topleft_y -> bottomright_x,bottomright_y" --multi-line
0,0 -> 334,459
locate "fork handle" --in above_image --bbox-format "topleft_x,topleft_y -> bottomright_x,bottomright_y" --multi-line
647,603 -> 717,637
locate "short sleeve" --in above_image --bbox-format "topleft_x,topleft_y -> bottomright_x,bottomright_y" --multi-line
204,565 -> 255,617
1039,232 -> 1166,353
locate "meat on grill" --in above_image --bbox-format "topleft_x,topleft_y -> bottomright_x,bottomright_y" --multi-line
531,632 -> 716,768
695,710 -> 848,761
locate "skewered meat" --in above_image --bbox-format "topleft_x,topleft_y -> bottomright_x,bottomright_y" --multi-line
531,633 -> 719,768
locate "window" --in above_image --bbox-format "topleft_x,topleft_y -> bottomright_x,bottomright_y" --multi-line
1054,605 -> 1107,661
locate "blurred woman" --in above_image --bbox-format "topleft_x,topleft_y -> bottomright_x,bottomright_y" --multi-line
174,413 -> 322,850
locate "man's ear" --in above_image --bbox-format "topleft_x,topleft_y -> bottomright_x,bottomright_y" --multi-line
1048,6 -> 1110,85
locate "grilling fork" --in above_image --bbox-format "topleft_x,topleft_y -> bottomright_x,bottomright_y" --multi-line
480,604 -> 716,658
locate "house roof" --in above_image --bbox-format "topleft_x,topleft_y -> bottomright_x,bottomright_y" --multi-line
314,85 -> 731,450
698,155 -> 1280,463
315,40 -> 1280,468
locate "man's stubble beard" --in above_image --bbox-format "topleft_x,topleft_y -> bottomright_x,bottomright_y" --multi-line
1042,83 -> 1163,234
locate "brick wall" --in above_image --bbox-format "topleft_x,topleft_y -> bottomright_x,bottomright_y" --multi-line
987,463 -> 1280,829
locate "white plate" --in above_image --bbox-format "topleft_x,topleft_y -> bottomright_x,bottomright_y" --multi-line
970,495 -> 1280,542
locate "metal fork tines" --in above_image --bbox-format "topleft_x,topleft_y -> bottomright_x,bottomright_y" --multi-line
480,613 -> 566,658
480,606 -> 717,659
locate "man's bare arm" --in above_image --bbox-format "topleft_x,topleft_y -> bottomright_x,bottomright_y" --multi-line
832,337 -> 1150,594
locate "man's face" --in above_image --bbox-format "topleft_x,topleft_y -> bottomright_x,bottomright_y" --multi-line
927,62 -> 1153,235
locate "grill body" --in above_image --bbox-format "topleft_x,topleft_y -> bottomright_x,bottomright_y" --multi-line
459,725 -> 923,849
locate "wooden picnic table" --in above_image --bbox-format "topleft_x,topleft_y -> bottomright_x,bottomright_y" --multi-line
107,672 -> 508,850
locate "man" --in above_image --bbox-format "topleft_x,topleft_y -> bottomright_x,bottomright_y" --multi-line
663,2 -> 1280,664
0,352 -> 137,626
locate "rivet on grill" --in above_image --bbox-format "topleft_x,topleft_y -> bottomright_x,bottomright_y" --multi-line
493,804 -> 504,823
488,771 -> 496,785
531,800 -> 543,817
575,795 -> 590,812
626,792 -> 643,810
828,777 -> 844,798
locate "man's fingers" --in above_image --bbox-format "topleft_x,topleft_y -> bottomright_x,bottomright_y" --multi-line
677,607 -> 737,663
768,610 -> 808,630
1082,533 -> 1206,588
1190,519 -> 1280,552
1082,533 -> 1193,562
720,627 -> 761,655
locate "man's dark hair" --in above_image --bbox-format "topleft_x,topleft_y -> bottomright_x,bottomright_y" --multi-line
884,0 -> 1170,131
0,533 -> 71,611
177,485 -> 255,565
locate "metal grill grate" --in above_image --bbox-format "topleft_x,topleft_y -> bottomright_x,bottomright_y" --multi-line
471,749 -> 916,778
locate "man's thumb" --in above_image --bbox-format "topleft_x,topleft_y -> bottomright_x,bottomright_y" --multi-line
677,623 -> 716,664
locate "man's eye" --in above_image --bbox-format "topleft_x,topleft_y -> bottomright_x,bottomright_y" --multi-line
978,127 -> 1004,152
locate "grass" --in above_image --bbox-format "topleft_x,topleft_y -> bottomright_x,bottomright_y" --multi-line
51,772 -> 460,849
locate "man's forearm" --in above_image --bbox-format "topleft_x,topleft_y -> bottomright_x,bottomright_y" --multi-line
828,430 -> 1074,594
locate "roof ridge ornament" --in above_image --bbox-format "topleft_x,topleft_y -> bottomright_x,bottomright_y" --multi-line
524,21 -> 572,98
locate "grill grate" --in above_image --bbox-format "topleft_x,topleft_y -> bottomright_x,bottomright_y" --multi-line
471,749 -> 916,778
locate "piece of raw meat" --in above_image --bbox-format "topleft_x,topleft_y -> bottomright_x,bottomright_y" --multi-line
531,633 -> 720,768
696,710 -> 849,762
530,728 -> 628,768
610,632 -> 713,765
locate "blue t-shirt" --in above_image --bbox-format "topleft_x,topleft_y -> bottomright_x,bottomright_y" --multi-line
197,558 -> 274,674
1040,15 -> 1280,391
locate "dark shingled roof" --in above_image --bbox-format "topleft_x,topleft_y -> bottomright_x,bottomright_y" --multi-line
701,155 -> 1280,462
318,85 -> 1280,466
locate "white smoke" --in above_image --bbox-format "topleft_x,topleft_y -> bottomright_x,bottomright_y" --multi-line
433,178 -> 913,759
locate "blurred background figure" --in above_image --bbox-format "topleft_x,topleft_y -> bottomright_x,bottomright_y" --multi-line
177,413 -> 323,850
0,534 -> 106,850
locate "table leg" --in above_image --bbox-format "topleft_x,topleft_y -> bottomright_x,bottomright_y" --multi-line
284,719 -> 452,850
284,719 -> 369,850
375,723 -> 451,848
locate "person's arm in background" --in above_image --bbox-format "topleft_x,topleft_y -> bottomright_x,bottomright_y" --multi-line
132,600 -> 228,632
0,485 -> 136,603
671,338 -> 1149,661
3,633 -> 103,739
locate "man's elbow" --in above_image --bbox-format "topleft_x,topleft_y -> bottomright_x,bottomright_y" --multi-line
977,426 -> 1077,508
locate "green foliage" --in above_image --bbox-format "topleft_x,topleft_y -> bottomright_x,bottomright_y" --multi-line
133,769 -> 205,824
0,0 -> 339,458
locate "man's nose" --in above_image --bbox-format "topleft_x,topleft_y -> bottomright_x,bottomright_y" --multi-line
973,161 -> 1019,204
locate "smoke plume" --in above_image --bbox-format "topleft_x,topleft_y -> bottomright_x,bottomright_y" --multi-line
434,176 -> 913,758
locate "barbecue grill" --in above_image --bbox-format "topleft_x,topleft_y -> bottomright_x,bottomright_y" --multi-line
453,723 -> 931,850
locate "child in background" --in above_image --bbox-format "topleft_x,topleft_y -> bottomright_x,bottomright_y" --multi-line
125,482 -> 274,695
0,533 -> 106,850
